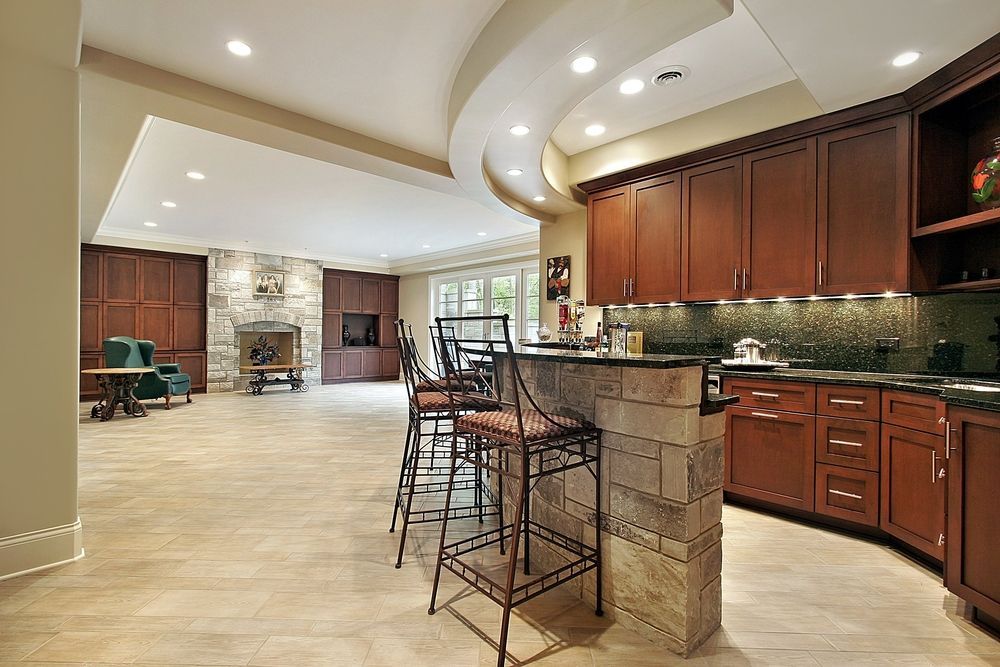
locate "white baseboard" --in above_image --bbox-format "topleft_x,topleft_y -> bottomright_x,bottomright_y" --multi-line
0,519 -> 84,581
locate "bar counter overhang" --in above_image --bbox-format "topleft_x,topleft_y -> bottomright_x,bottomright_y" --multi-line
491,346 -> 738,655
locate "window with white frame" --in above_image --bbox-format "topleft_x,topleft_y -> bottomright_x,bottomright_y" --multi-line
430,262 -> 540,347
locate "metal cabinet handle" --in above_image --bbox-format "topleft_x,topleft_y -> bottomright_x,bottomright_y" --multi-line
630,278 -> 634,296
734,268 -> 738,291
830,399 -> 864,406
818,260 -> 823,287
931,450 -> 938,484
751,391 -> 780,398
742,268 -> 747,290
945,420 -> 957,459
751,411 -> 779,419
829,489 -> 863,500
830,439 -> 864,448
623,278 -> 627,297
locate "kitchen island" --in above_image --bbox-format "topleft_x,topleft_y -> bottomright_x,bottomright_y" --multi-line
492,346 -> 737,656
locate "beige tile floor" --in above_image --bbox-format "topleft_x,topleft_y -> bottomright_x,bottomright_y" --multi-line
1,382 -> 998,666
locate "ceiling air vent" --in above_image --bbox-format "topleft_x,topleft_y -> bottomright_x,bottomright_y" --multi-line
651,65 -> 690,87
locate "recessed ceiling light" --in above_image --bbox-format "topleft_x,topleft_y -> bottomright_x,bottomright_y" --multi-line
508,125 -> 530,136
892,51 -> 921,67
477,232 -> 487,237
143,221 -> 158,227
571,56 -> 597,73
185,171 -> 205,180
226,40 -> 252,57
619,78 -> 645,95
506,168 -> 523,176
422,244 -> 431,249
160,201 -> 176,208
533,195 -> 546,202
585,124 -> 606,137
379,253 -> 389,258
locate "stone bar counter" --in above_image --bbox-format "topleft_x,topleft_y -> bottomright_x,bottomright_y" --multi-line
492,347 -> 737,656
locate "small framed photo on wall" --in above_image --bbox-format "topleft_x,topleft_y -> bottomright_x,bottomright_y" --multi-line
546,255 -> 570,300
253,270 -> 285,296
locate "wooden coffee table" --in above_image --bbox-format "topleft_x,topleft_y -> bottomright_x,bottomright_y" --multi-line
240,363 -> 312,396
82,367 -> 154,421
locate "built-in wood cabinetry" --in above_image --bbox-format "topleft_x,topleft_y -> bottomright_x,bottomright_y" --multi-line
880,423 -> 946,560
945,406 -> 1000,620
681,158 -> 741,302
79,245 -> 207,399
321,269 -> 399,384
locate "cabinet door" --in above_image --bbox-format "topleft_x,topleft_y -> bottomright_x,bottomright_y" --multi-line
381,348 -> 400,378
322,351 -> 343,382
173,306 -> 206,351
725,406 -> 816,511
342,277 -> 362,312
103,303 -> 138,339
343,350 -> 363,378
323,272 -> 342,311
141,257 -> 173,304
816,416 -> 880,472
174,352 -> 206,391
815,463 -> 879,527
880,424 -> 946,560
322,312 -> 343,348
587,186 -> 631,306
818,115 -> 909,295
682,157 -> 742,301
380,279 -> 398,314
173,259 -> 206,305
140,305 -> 173,349
362,279 -> 381,314
742,139 -> 817,298
81,250 -> 102,302
362,349 -> 382,377
631,174 -> 681,304
103,254 -> 140,302
80,303 -> 102,352
945,407 -> 1000,618
379,314 -> 397,348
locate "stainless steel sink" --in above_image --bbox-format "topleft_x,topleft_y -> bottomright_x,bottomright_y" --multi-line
941,381 -> 1000,393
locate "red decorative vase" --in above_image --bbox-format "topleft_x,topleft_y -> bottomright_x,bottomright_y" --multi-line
971,137 -> 1000,211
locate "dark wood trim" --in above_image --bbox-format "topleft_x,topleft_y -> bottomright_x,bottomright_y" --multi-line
322,267 -> 399,282
81,242 -> 209,264
905,33 -> 1000,110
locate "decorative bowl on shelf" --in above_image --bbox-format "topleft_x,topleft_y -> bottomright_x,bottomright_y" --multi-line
971,136 -> 1000,211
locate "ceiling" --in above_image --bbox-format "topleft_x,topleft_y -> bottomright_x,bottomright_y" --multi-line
81,0 -> 503,161
98,117 -> 536,267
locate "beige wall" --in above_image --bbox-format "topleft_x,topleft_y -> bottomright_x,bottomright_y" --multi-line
538,210 -> 602,335
0,1 -> 83,577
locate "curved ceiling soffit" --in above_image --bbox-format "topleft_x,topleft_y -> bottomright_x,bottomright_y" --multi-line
448,0 -> 734,225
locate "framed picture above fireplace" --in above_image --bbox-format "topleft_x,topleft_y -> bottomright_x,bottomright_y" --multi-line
254,270 -> 284,296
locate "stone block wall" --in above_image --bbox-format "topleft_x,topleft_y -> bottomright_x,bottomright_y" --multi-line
495,357 -> 724,656
206,249 -> 323,392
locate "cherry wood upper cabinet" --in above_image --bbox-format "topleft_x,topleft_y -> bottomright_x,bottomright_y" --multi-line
323,273 -> 342,312
173,260 -> 206,305
945,406 -> 1000,619
361,278 -> 381,314
880,423 -> 946,561
103,254 -> 140,303
380,279 -> 398,314
742,139 -> 817,298
681,157 -> 742,302
342,276 -> 362,312
140,257 -> 173,304
81,250 -> 102,302
818,115 -> 910,295
632,174 -> 682,304
587,186 -> 630,306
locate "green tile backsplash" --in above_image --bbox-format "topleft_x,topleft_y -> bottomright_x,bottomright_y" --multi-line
605,293 -> 1000,376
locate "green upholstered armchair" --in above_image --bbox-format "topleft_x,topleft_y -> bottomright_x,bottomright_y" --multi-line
103,336 -> 192,409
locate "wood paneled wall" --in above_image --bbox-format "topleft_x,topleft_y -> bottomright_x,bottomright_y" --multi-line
80,244 -> 207,398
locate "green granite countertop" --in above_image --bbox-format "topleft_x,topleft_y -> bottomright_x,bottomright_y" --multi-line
712,366 -> 1000,413
499,345 -> 712,369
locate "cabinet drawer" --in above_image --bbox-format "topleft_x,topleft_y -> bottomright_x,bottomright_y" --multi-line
723,378 -> 815,413
816,416 -> 879,471
817,384 -> 879,420
882,390 -> 944,435
815,463 -> 879,527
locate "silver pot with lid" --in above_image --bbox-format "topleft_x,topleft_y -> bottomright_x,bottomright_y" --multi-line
733,338 -> 766,364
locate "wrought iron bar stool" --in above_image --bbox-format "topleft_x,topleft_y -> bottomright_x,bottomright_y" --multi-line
390,320 -> 501,569
427,314 -> 603,667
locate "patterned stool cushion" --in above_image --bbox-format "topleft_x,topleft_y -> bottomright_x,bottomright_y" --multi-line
415,378 -> 475,392
411,391 -> 497,413
456,408 -> 594,442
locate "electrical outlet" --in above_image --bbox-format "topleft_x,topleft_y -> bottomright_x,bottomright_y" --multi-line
875,337 -> 900,352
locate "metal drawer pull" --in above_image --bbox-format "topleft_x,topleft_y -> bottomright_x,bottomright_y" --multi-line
931,450 -> 937,484
830,398 -> 864,405
830,439 -> 864,448
829,489 -> 862,500
751,411 -> 779,419
751,391 -> 780,398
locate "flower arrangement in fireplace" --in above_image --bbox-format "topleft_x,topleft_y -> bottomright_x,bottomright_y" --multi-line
248,335 -> 281,366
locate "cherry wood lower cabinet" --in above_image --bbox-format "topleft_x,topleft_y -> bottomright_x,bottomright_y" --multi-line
945,406 -> 1000,619
815,463 -> 879,527
880,423 -> 946,561
321,268 -> 400,383
725,406 -> 816,511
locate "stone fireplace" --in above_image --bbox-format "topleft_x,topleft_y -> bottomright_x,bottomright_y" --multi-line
206,249 -> 322,392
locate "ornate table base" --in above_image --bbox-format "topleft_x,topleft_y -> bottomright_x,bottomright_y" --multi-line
90,372 -> 148,421
245,367 -> 310,396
